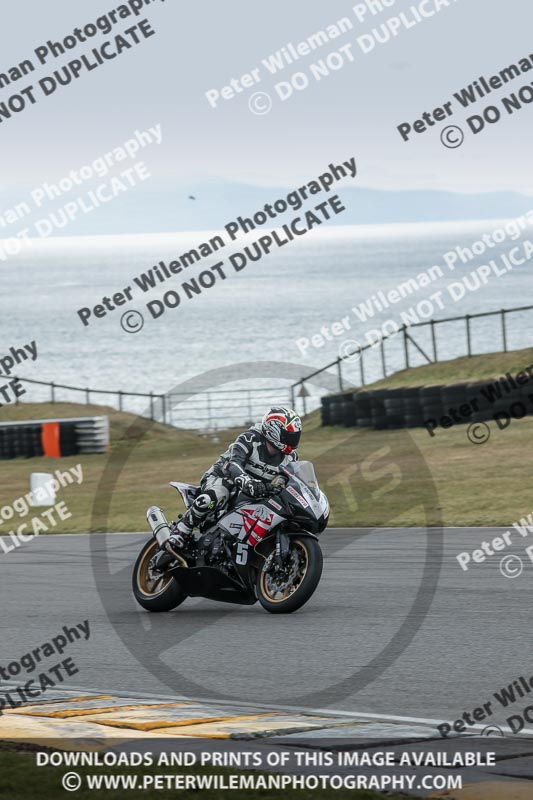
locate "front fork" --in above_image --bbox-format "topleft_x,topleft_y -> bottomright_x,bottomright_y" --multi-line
262,530 -> 291,573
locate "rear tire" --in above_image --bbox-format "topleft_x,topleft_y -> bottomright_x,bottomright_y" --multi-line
256,537 -> 323,614
132,538 -> 187,612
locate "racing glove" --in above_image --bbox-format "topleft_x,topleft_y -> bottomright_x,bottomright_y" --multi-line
234,474 -> 267,498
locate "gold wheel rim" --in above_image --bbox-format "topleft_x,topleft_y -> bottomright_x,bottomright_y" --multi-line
137,540 -> 186,597
260,539 -> 309,603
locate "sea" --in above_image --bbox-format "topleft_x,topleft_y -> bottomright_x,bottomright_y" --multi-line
2,218 -> 533,428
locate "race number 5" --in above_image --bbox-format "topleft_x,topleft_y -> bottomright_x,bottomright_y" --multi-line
236,542 -> 248,565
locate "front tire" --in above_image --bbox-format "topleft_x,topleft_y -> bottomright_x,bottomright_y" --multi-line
256,537 -> 323,614
132,539 -> 187,612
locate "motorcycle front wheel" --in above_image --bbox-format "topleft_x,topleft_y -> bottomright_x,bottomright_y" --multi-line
256,537 -> 323,614
132,538 -> 187,612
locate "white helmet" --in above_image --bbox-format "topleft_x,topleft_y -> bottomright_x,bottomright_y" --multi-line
261,407 -> 302,454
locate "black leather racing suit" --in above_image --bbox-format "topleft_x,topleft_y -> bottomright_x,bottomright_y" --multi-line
185,423 -> 298,527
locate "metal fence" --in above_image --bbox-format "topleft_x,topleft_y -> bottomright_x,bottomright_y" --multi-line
8,374 -> 294,431
8,375 -> 171,422
165,386 -> 294,430
290,304 -> 533,405
7,304 -> 533,429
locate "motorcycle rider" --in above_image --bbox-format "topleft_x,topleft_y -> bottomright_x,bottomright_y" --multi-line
166,406 -> 302,549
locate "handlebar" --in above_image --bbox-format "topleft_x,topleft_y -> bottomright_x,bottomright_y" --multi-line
236,475 -> 288,500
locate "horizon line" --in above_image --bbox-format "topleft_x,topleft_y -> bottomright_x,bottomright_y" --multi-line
1,215 -> 526,248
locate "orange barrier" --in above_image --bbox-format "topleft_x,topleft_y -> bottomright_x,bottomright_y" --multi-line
41,422 -> 61,458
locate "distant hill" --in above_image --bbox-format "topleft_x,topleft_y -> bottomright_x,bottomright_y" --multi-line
4,181 -> 532,237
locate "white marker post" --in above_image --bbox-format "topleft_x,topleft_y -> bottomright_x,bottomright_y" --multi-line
30,473 -> 56,507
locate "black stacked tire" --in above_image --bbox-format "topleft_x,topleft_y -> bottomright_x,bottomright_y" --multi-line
32,426 -> 44,457
320,379 -> 529,432
437,382 -> 467,428
353,390 -> 373,427
514,377 -> 533,419
13,427 -> 25,458
23,426 -> 34,458
491,379 -> 527,420
467,381 -> 493,422
1,429 -> 15,459
441,382 -> 469,408
403,386 -> 425,427
341,394 -> 358,427
321,396 -> 334,426
419,384 -> 445,429
370,389 -> 388,430
59,422 -> 78,456
327,395 -> 345,426
383,387 -> 406,429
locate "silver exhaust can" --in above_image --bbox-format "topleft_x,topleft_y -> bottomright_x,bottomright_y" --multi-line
146,505 -> 171,547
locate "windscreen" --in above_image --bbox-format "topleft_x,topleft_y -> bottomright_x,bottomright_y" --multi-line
284,461 -> 321,500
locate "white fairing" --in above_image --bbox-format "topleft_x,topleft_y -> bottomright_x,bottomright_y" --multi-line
219,504 -> 285,539
285,461 -> 327,520
169,481 -> 199,508
318,491 -> 329,519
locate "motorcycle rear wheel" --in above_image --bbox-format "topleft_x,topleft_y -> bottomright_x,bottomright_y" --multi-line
132,539 -> 187,612
257,537 -> 323,614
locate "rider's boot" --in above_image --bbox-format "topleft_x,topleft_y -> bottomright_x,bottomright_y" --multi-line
152,512 -> 195,571
168,512 -> 195,549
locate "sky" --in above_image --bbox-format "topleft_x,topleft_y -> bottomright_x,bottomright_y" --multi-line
0,0 -> 532,234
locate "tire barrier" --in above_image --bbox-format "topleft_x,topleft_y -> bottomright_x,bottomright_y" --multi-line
0,416 -> 109,459
321,379 -> 531,431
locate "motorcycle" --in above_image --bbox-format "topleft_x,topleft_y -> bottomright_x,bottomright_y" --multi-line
132,461 -> 330,614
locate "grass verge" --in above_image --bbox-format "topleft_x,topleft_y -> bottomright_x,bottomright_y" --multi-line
1,347 -> 532,529
369,346 -> 533,388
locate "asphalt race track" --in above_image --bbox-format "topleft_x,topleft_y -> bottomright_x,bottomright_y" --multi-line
1,528 -> 531,728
